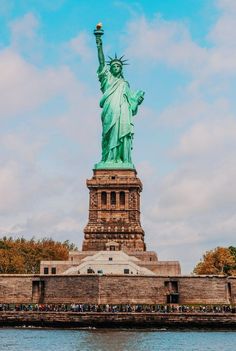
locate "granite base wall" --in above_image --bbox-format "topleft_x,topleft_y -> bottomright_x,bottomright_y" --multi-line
178,276 -> 229,305
0,275 -> 235,305
228,277 -> 236,304
43,276 -> 99,304
0,275 -> 33,304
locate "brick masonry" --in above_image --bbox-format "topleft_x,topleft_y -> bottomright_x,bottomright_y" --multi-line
0,275 -> 33,304
0,275 -> 235,305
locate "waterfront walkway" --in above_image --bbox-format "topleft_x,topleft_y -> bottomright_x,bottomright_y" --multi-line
0,304 -> 236,329
0,303 -> 235,313
0,311 -> 236,329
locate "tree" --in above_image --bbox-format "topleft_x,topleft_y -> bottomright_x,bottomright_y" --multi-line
0,249 -> 25,273
0,237 -> 77,274
193,246 -> 236,275
229,246 -> 236,260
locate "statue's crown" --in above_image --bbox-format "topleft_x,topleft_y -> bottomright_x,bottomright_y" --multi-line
107,53 -> 129,66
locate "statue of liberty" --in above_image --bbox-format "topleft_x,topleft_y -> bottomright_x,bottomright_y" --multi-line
94,23 -> 145,169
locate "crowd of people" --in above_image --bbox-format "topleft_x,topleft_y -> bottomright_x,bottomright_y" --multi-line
0,303 -> 235,313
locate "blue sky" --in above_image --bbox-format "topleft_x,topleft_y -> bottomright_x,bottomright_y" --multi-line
0,0 -> 236,273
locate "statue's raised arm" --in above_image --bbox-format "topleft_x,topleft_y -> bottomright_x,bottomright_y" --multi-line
93,24 -> 145,170
94,23 -> 105,72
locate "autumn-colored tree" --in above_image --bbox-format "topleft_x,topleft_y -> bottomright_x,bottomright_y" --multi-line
193,246 -> 236,275
0,248 -> 25,273
0,237 -> 77,274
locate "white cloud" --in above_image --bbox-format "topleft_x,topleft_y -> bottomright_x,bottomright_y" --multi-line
1,133 -> 44,163
68,32 -> 93,60
125,11 -> 236,80
217,0 -> 236,13
0,161 -> 22,213
125,16 -> 207,73
145,113 -> 236,222
155,164 -> 236,219
15,212 -> 82,235
8,12 -> 45,62
158,98 -> 230,127
0,49 -> 80,118
10,13 -> 38,43
173,118 -> 236,158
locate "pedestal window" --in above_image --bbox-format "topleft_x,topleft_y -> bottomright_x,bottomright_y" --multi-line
101,191 -> 107,205
120,191 -> 125,206
111,191 -> 116,205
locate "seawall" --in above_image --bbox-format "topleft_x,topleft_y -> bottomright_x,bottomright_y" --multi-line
0,274 -> 235,305
0,312 -> 235,329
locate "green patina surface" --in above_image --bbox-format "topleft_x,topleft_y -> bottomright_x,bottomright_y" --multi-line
95,160 -> 135,170
94,24 -> 144,170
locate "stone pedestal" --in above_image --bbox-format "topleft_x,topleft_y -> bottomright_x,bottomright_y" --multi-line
82,169 -> 146,251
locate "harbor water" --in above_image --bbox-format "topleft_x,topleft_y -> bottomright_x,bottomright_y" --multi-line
0,329 -> 236,351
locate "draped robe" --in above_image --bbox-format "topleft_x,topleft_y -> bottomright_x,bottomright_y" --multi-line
98,65 -> 140,164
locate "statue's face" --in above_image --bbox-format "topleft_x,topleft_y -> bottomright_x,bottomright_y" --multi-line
110,63 -> 122,77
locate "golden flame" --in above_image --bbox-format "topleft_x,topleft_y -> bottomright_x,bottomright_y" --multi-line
96,22 -> 102,30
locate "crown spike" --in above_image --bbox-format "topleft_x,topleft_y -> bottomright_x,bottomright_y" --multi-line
107,53 -> 129,66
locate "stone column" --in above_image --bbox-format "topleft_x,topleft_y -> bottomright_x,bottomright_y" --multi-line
125,190 -> 129,210
107,190 -> 111,210
97,190 -> 101,208
116,191 -> 120,210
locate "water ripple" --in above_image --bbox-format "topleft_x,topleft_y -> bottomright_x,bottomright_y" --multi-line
0,329 -> 235,351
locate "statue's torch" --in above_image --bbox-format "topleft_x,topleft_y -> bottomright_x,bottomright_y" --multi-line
94,22 -> 104,40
